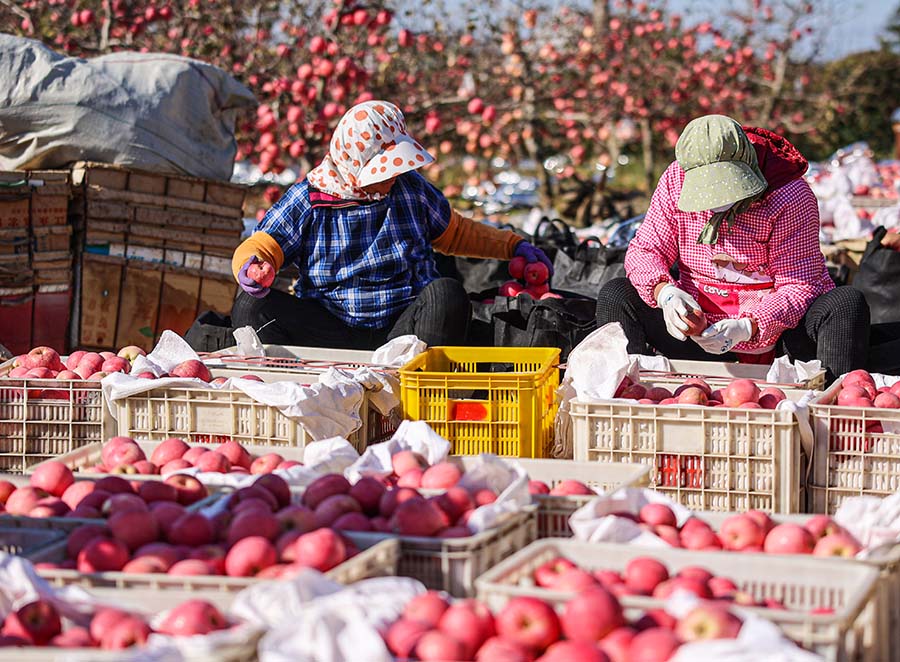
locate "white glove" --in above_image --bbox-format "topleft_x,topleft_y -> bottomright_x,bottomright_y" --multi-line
693,318 -> 754,355
656,284 -> 702,342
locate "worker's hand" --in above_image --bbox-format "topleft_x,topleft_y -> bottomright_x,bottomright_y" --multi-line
238,256 -> 273,299
514,241 -> 554,276
692,318 -> 754,355
655,284 -> 701,342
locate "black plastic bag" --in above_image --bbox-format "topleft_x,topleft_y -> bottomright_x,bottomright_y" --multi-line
471,288 -> 597,361
531,217 -> 578,264
551,237 -> 627,299
184,311 -> 236,353
852,226 -> 900,324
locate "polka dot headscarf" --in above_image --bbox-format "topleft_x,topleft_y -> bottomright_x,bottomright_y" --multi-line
307,100 -> 435,201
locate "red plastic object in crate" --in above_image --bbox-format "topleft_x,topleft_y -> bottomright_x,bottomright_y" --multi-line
0,290 -> 34,354
31,288 -> 71,351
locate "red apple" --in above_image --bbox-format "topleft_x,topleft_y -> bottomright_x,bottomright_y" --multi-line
5,486 -> 49,515
150,438 -> 190,466
29,461 -> 75,497
27,346 -> 63,371
303,474 -> 352,509
639,503 -> 676,527
476,636 -> 535,662
247,260 -> 276,288
719,513 -> 765,551
438,599 -> 497,658
225,536 -> 277,576
254,473 -> 292,508
524,262 -> 549,286
385,619 -> 430,659
627,628 -> 680,662
349,476 -> 386,516
534,557 -> 577,588
100,615 -> 150,650
165,474 -> 208,505
167,512 -> 214,547
763,523 -> 815,554
390,497 -> 449,536
216,440 -> 253,469
286,527 -> 347,571
421,461 -> 463,489
528,480 -> 551,495
495,596 -> 560,654
77,537 -> 129,572
109,509 -> 160,550
391,450 -> 426,476
251,453 -> 284,474
624,557 -> 669,595
170,359 -> 212,382
157,599 -> 229,636
508,256 -> 527,280
416,630 -> 468,661
561,586 -> 624,643
676,604 -> 741,642
2,600 -> 61,645
540,641 -> 610,662
549,479 -> 593,496
813,532 -> 862,558
403,591 -> 450,627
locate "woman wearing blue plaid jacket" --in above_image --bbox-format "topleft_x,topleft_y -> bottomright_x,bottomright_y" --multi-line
231,101 -> 551,350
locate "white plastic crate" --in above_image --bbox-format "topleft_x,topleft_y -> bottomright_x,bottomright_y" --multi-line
0,584 -> 260,662
640,359 -> 826,391
30,536 -> 399,592
26,439 -> 306,479
0,358 -> 110,473
345,507 -> 537,597
808,378 -> 900,514
571,383 -> 807,513
455,457 -> 649,538
700,510 -> 900,658
475,538 -> 882,662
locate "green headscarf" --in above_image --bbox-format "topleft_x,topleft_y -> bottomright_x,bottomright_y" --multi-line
674,115 -> 768,245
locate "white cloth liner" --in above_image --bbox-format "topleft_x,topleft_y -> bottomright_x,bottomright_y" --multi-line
370,335 -> 426,368
231,572 -> 423,662
102,331 -> 367,441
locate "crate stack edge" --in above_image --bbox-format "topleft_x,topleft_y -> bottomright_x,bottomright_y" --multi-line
71,162 -> 247,352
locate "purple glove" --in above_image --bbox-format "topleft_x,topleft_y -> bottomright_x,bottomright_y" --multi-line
514,241 -> 554,276
238,256 -> 271,299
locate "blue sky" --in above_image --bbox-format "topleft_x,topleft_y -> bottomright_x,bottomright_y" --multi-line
668,0 -> 897,59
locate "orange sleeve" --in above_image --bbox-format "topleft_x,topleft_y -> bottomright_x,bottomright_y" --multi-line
231,231 -> 285,282
431,210 -> 522,260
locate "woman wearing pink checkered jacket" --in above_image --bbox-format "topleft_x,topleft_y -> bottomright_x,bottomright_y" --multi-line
595,115 -> 869,384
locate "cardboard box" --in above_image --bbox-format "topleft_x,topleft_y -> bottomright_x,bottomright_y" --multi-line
79,257 -> 122,348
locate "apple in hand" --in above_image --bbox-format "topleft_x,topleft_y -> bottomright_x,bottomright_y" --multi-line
524,262 -> 549,286
248,260 -> 276,288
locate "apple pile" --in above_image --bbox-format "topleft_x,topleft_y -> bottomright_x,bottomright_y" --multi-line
6,346 -> 142,381
614,376 -> 788,409
37,473 -> 361,578
830,370 -> 900,411
0,461 -> 208,520
499,256 -> 560,300
79,436 -> 302,476
298,450 -> 500,537
610,503 -> 862,559
383,587 -> 745,662
3,345 -> 215,383
528,479 -> 595,498
0,598 -> 231,650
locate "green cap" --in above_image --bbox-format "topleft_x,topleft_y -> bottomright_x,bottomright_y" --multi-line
675,115 -> 767,213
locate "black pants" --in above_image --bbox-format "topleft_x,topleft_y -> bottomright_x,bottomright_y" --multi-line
595,278 -> 870,384
231,278 -> 471,350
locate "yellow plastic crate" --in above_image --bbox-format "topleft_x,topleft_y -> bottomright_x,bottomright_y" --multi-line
399,347 -> 560,457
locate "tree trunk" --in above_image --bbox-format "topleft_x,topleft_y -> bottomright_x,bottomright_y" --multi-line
639,118 -> 654,192
522,85 -> 555,209
759,52 -> 788,126
593,0 -> 609,36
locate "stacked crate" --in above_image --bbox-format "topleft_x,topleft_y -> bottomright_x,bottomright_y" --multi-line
71,162 -> 246,351
0,171 -> 73,354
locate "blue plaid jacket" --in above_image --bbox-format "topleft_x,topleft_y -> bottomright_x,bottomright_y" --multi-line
256,171 -> 451,329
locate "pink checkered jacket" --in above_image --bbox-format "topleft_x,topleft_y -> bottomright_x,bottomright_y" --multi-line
625,161 -> 833,353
